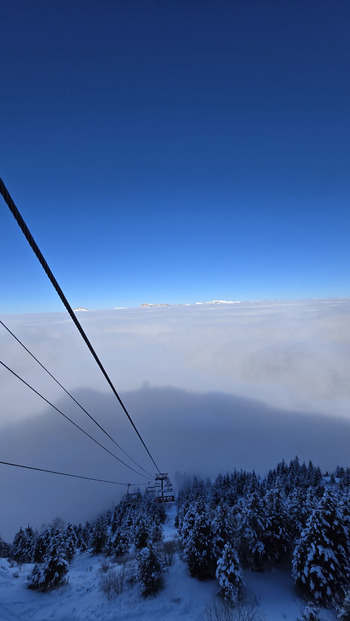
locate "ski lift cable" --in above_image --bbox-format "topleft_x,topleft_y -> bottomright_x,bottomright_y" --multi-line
0,360 -> 149,480
0,459 -> 143,486
0,319 -> 152,477
0,179 -> 160,474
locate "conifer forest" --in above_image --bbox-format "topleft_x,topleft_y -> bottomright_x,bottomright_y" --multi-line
1,458 -> 350,620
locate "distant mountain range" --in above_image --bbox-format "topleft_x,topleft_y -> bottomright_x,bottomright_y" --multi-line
73,301 -> 241,312
140,300 -> 241,308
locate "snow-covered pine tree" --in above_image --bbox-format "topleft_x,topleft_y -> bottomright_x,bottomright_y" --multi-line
73,524 -> 88,552
109,526 -> 129,558
149,520 -> 163,545
133,516 -> 151,550
90,515 -> 108,554
137,546 -> 163,597
211,474 -> 226,506
152,499 -> 166,525
306,461 -> 322,488
263,487 -> 291,562
27,532 -> 69,591
292,490 -> 350,604
232,469 -> 248,496
297,602 -> 320,621
275,459 -> 289,490
237,490 -> 266,571
33,530 -> 51,563
65,523 -> 77,562
287,486 -> 310,541
79,522 -> 91,551
183,501 -> 216,580
243,470 -> 260,496
338,490 -> 350,546
12,526 -> 36,564
216,542 -> 243,603
110,505 -> 124,533
338,590 -> 350,621
211,502 -> 234,559
0,535 -> 10,558
339,468 -> 350,491
179,501 -> 199,546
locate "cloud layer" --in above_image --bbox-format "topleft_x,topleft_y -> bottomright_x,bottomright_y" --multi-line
1,299 -> 349,539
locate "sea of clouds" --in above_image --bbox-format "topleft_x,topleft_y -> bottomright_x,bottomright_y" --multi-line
1,299 -> 349,539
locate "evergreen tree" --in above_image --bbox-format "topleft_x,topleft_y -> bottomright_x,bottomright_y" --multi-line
109,527 -> 129,558
338,590 -> 350,621
133,516 -> 150,551
27,534 -> 69,591
149,520 -> 163,545
12,526 -> 36,564
183,503 -> 216,580
292,491 -> 349,604
297,602 -> 320,621
137,546 -> 163,597
0,535 -> 10,558
65,523 -> 77,562
307,462 -> 322,487
80,522 -> 91,550
33,530 -> 50,563
73,524 -> 88,551
211,474 -> 226,506
338,491 -> 350,545
263,487 -> 291,562
216,543 -> 243,603
179,502 -> 198,546
238,491 -> 266,571
212,503 -> 234,559
90,515 -> 108,554
275,459 -> 288,490
287,487 -> 309,541
153,500 -> 166,524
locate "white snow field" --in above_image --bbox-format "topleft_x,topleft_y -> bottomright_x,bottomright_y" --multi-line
0,506 -> 334,621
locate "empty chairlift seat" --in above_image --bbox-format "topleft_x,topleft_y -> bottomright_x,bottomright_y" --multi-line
122,485 -> 142,506
146,473 -> 175,503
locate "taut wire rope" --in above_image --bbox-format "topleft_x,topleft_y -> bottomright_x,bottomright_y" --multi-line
0,459 -> 143,486
0,360 -> 148,479
0,319 -> 152,477
0,178 -> 160,474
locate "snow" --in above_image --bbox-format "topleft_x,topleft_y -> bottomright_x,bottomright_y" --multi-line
244,568 -> 334,621
0,552 -> 217,621
162,504 -> 177,541
196,300 -> 240,305
0,555 -> 335,621
0,504 -> 335,621
205,300 -> 241,305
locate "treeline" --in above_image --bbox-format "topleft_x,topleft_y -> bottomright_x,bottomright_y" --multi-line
1,496 -> 167,595
176,457 -> 350,616
1,457 -> 350,618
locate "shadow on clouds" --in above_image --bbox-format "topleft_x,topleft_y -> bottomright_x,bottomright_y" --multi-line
1,384 -> 349,540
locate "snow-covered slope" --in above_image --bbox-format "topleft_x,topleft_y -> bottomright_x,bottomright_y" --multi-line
0,505 -> 334,621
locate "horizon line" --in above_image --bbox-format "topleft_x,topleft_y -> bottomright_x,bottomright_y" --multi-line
1,296 -> 349,317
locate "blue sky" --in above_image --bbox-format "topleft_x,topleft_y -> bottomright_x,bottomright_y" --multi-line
1,0 -> 349,313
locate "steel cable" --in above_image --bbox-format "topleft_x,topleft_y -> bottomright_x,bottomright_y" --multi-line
0,360 -> 148,479
0,178 -> 160,473
0,319 -> 152,477
0,459 -> 136,486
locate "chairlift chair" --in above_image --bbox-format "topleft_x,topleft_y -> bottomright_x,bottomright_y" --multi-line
122,484 -> 142,506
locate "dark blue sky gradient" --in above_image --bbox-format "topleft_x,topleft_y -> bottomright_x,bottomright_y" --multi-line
1,0 -> 349,311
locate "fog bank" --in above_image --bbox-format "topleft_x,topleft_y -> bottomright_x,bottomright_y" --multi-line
1,299 -> 349,539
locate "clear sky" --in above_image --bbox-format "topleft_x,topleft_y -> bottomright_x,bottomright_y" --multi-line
1,0 -> 349,313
